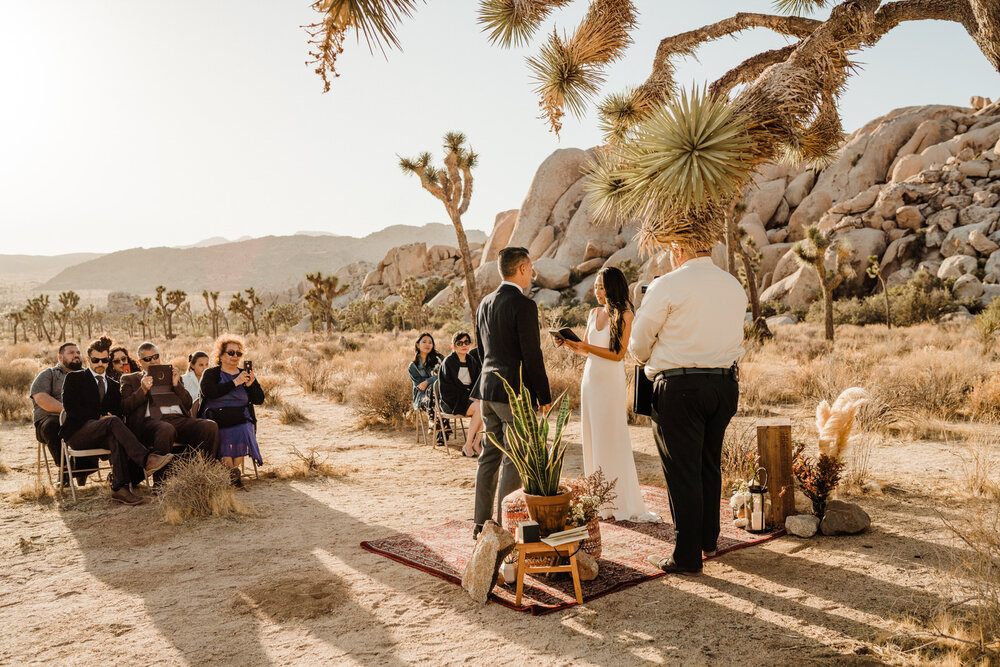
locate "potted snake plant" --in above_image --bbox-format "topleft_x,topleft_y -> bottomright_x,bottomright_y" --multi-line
487,372 -> 572,537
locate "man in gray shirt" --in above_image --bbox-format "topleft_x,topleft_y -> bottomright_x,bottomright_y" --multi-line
29,342 -> 97,485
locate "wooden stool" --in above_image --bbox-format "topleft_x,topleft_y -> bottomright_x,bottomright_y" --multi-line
514,540 -> 584,606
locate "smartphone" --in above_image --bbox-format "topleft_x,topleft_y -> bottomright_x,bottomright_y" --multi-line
244,360 -> 253,373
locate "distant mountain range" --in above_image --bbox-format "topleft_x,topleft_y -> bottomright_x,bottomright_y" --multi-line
0,225 -> 484,295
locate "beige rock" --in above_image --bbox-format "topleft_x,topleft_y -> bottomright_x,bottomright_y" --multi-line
784,170 -> 816,208
880,235 -> 919,275
767,228 -> 789,243
959,159 -> 991,178
890,153 -> 927,183
427,284 -> 455,308
969,229 -> 1000,254
475,261 -> 502,295
886,267 -> 915,288
927,208 -> 958,232
891,119 -> 943,167
817,212 -> 844,231
532,288 -> 561,309
759,243 -> 793,288
986,250 -> 1000,281
771,248 -> 800,286
428,245 -> 458,263
528,226 -> 556,259
953,274 -> 984,300
759,265 -> 820,309
839,228 -> 887,288
959,206 -> 1000,226
895,205 -> 924,230
746,178 -> 787,223
951,120 -> 1000,154
576,550 -> 599,581
925,224 -> 945,248
575,258 -> 604,276
982,284 -> 1000,305
973,191 -> 999,207
584,239 -> 616,261
832,185 -> 882,215
921,142 -> 953,168
482,210 -> 519,265
887,228 -> 908,242
788,190 -> 833,240
772,198 -> 791,226
461,521 -> 516,603
508,148 -> 590,248
739,213 -> 769,249
956,147 -> 976,162
575,273 -> 599,304
937,254 -> 977,279
603,241 -> 641,271
548,178 -> 588,232
533,258 -> 571,290
379,243 -> 430,290
554,202 -> 619,268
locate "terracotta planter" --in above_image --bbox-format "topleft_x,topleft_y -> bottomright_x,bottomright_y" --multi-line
523,488 -> 573,537
581,518 -> 602,558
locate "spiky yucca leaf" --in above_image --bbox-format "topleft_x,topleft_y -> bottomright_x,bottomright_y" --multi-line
597,87 -> 655,142
583,146 -> 636,227
443,131 -> 467,152
477,0 -> 572,48
635,201 -> 728,254
771,0 -> 828,16
527,29 -> 606,133
317,0 -> 421,52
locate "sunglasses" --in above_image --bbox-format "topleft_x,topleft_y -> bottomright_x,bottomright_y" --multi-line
456,340 -> 472,346
140,353 -> 160,363
89,357 -> 110,364
112,357 -> 127,365
225,350 -> 244,357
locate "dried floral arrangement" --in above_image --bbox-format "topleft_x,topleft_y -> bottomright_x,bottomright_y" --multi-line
565,469 -> 618,528
793,387 -> 868,518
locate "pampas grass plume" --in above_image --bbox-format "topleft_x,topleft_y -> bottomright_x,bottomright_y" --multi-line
816,387 -> 868,458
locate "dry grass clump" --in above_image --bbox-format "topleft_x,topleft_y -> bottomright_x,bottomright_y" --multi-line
0,364 -> 35,392
0,388 -> 31,422
0,457 -> 9,474
288,357 -> 335,395
5,481 -> 56,504
278,400 -> 310,425
257,375 -> 284,408
721,421 -> 758,492
841,433 -> 878,493
968,375 -> 1000,423
157,454 -> 254,524
350,370 -> 412,427
957,435 -> 999,498
262,447 -> 353,479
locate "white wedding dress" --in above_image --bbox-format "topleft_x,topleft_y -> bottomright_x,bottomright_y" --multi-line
580,309 -> 660,522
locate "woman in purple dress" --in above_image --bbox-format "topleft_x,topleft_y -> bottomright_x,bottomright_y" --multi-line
200,335 -> 264,487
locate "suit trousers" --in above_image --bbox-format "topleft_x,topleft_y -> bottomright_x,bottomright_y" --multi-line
474,400 -> 523,526
36,415 -> 98,481
67,417 -> 150,490
652,373 -> 739,570
136,415 -> 219,459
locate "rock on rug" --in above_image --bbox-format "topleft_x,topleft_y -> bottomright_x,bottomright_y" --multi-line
360,486 -> 784,615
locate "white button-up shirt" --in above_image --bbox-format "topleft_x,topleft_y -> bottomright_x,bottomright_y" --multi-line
628,257 -> 748,379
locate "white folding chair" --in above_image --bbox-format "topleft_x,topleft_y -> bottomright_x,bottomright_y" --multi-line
431,383 -> 468,456
57,412 -> 113,503
36,439 -> 54,487
414,409 -> 429,445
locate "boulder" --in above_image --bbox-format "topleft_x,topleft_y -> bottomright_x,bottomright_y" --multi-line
428,245 -> 458,263
937,254 -> 977,279
532,258 -> 571,290
574,273 -> 599,304
784,170 -> 816,208
771,248 -> 801,286
379,243 -> 430,290
461,520 -> 516,603
942,222 -> 993,257
427,284 -> 455,308
772,198 -> 791,226
839,228 -> 888,287
787,190 -> 833,240
759,243 -> 794,287
831,184 -> 882,215
548,177 -> 588,232
475,261 -> 503,295
603,241 -> 641,270
879,235 -> 919,275
766,314 -> 797,329
528,225 -> 556,259
941,308 -> 976,324
576,550 -> 599,581
482,210 -> 518,265
959,159 -> 991,178
508,148 -> 590,249
981,284 -> 1000,305
986,250 -> 1000,281
953,274 -> 984,300
759,265 -> 820,308
584,239 -> 616,261
894,205 -> 924,230
819,500 -> 871,536
927,208 -> 958,232
575,258 -> 604,276
921,142 -> 953,167
554,201 -> 620,268
767,227 -> 789,243
739,212 -> 770,249
973,190 -> 1000,207
532,288 -> 562,309
785,514 -> 819,538
969,229 -> 1000,254
891,153 -> 928,183
886,267 -> 915,288
746,178 -> 787,224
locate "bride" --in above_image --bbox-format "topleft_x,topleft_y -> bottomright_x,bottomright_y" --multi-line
555,267 -> 659,523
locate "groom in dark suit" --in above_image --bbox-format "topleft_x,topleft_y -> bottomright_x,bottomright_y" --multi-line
472,246 -> 551,539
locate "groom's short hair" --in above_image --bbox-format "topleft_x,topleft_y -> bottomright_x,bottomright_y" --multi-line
498,246 -> 530,279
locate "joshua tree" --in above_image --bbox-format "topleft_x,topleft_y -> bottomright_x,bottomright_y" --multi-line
134,297 -> 152,339
124,313 -> 137,338
7,309 -> 27,344
304,271 -> 350,333
24,295 -> 52,343
55,290 -> 80,340
398,276 -> 428,330
865,255 -> 891,329
154,286 -> 187,339
229,287 -> 262,336
399,132 -> 480,322
794,225 -> 853,341
203,290 -> 224,338
81,304 -> 98,338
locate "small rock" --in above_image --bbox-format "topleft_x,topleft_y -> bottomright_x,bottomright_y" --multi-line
927,208 -> 958,232
958,159 -> 990,178
938,254 -> 977,280
574,257 -> 604,276
462,521 -> 516,603
576,550 -> 599,581
767,228 -> 789,243
969,229 -> 1000,254
895,205 -> 924,230
940,308 -> 975,324
819,500 -> 871,536
953,274 -> 984,300
972,190 -> 999,207
785,514 -> 819,538
766,314 -> 797,329
583,239 -> 616,262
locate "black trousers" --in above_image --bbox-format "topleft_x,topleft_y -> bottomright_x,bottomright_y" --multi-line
35,415 -> 97,481
67,417 -> 150,490
652,373 -> 739,570
136,415 -> 219,458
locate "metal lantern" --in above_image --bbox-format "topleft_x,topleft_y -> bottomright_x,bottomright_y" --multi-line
747,467 -> 769,534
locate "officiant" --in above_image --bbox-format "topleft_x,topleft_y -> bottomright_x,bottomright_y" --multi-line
628,242 -> 747,575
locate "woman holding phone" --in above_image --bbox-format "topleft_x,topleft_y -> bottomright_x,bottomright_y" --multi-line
200,335 -> 264,487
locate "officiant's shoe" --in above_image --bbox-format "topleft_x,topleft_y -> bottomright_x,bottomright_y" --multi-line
646,555 -> 701,575
703,549 -> 717,558
472,524 -> 483,542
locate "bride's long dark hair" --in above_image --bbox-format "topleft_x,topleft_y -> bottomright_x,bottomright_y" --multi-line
598,267 -> 633,354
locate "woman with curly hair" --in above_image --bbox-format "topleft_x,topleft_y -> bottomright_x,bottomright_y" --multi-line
200,335 -> 264,487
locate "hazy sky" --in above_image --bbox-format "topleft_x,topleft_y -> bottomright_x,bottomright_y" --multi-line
1,1 -> 996,256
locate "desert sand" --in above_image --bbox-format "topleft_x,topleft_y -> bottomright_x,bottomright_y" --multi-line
0,378 -> 990,666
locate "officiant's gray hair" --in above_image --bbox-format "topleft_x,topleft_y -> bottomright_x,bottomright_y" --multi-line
498,246 -> 530,279
137,341 -> 157,356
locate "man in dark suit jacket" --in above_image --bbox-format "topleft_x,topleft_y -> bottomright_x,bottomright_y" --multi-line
60,337 -> 173,505
472,246 -> 551,538
120,342 -> 219,461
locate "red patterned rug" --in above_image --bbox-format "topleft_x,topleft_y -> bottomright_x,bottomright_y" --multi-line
360,485 -> 784,615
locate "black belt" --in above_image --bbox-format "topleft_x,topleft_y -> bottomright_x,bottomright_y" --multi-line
656,366 -> 736,380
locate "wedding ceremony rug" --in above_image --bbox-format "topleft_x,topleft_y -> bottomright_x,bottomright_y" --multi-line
360,485 -> 784,615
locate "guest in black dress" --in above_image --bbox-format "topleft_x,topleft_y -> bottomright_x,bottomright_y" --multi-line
438,331 -> 484,457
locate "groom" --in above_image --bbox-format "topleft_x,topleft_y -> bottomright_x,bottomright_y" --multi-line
471,246 -> 551,540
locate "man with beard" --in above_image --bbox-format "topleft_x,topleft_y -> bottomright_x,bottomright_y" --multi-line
29,342 -> 96,486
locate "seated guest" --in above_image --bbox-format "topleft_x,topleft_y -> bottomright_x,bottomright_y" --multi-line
61,336 -> 173,505
107,345 -> 136,382
120,342 -> 219,471
408,332 -> 445,442
29,342 -> 95,486
200,335 -> 264,487
181,350 -> 209,416
438,332 -> 484,457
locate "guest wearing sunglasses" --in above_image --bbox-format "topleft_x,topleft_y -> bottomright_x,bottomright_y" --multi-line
200,335 -> 264,487
120,342 -> 219,475
438,332 -> 484,457
107,346 -> 136,382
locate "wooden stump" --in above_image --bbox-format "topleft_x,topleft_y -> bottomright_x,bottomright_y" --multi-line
756,418 -> 794,528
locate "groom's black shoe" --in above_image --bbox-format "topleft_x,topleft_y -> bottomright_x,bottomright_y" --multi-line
646,555 -> 702,575
472,524 -> 483,542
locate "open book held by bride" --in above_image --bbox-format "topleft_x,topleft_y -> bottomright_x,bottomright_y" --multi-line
548,327 -> 581,343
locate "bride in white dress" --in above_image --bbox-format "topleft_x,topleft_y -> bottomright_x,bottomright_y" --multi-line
555,267 -> 659,523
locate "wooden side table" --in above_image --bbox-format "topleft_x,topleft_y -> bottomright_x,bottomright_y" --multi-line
514,540 -> 584,605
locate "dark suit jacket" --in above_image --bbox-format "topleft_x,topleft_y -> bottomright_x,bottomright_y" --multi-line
60,370 -> 123,441
198,365 -> 265,423
438,351 -> 482,415
120,370 -> 193,433
473,284 -> 551,406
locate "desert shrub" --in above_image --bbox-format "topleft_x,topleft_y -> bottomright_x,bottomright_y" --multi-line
278,400 -> 310,425
805,296 -> 884,326
759,299 -> 790,318
289,358 -> 333,394
257,375 -> 284,408
262,447 -> 352,479
157,454 -> 254,524
958,436 -> 999,498
888,271 -> 958,325
721,421 -> 758,492
968,375 -> 1000,423
0,365 -> 34,393
975,298 -> 1000,348
841,433 -> 877,491
0,388 -> 31,422
350,370 -> 412,426
5,481 -> 55,504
